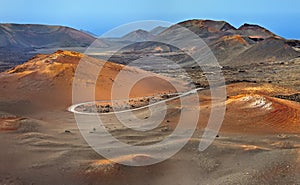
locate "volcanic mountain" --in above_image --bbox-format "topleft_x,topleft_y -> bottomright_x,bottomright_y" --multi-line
0,24 -> 109,72
0,24 -> 98,48
0,50 -> 183,114
223,37 -> 300,64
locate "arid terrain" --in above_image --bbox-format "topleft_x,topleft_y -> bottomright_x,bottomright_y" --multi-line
0,19 -> 300,185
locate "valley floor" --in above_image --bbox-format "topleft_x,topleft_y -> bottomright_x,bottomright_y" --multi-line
0,82 -> 300,185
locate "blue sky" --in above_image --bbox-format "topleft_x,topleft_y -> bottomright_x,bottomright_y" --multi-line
0,0 -> 299,39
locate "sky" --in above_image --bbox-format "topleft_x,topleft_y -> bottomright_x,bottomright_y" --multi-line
0,0 -> 299,39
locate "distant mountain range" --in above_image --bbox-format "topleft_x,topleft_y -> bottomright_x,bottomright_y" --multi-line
0,20 -> 299,71
120,19 -> 300,65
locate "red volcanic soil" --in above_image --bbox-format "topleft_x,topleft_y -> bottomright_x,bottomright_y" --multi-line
198,83 -> 300,134
0,118 -> 20,131
223,93 -> 300,134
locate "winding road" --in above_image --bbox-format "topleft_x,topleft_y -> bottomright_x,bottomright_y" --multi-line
68,87 -> 203,115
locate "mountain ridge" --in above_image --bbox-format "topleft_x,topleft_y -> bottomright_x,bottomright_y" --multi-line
0,23 -> 99,48
122,19 -> 300,65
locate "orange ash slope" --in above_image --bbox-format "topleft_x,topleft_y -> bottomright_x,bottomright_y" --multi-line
213,83 -> 300,134
0,50 -> 186,113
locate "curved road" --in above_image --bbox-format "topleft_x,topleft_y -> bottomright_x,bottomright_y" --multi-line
68,87 -> 203,115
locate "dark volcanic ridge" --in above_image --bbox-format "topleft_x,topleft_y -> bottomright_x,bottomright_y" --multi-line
105,19 -> 300,68
0,23 -> 108,71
